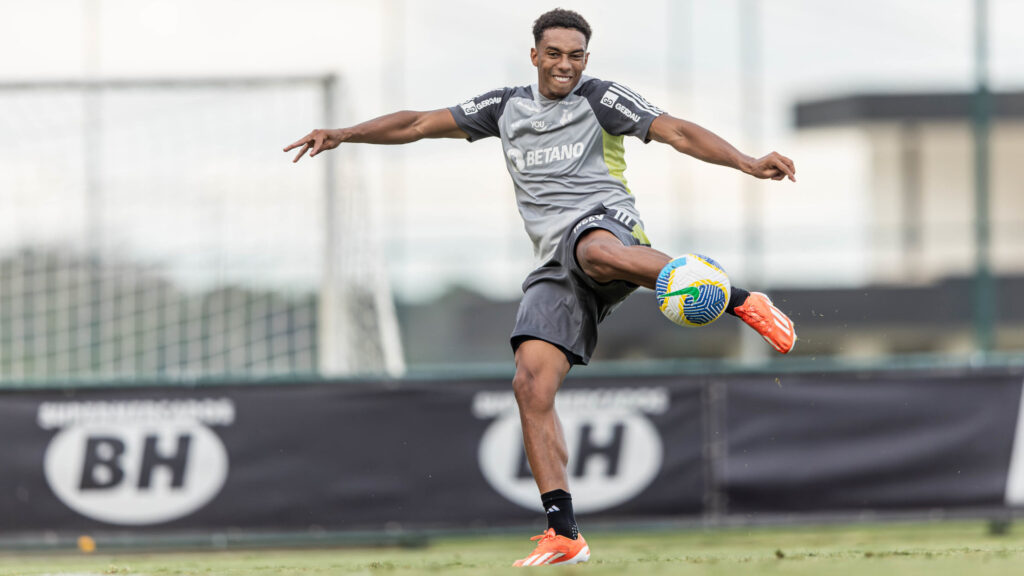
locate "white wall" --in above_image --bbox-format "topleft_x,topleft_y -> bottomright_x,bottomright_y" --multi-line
821,119 -> 1024,284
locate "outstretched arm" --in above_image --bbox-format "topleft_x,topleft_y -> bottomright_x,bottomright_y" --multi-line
284,108 -> 468,163
648,114 -> 796,182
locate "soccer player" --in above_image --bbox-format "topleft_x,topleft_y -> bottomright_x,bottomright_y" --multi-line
285,8 -> 797,567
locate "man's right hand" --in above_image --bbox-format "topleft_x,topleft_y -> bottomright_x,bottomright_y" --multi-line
284,128 -> 344,163
285,110 -> 467,162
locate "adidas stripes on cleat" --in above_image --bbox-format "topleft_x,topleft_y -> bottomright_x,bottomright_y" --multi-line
733,292 -> 797,354
513,529 -> 590,567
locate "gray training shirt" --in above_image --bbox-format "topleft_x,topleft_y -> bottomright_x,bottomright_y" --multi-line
448,76 -> 663,263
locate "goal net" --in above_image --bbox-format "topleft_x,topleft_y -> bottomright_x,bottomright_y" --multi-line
0,76 -> 403,382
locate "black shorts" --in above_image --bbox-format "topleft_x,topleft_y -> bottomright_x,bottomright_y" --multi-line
510,205 -> 651,366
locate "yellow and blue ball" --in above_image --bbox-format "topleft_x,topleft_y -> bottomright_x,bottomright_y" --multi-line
655,254 -> 731,327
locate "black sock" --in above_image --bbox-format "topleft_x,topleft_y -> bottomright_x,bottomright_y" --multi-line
726,287 -> 751,316
541,489 -> 578,540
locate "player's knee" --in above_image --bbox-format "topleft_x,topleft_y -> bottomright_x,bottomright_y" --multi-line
577,238 -> 623,283
512,367 -> 557,414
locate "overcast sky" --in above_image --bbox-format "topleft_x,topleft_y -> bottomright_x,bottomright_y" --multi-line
2,0 -> 1021,300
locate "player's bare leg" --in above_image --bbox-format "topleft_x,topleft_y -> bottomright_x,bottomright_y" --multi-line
575,229 -> 669,289
511,339 -> 590,566
575,230 -> 797,353
512,339 -> 571,495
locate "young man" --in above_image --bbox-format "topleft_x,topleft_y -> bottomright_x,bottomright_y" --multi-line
286,8 -> 797,567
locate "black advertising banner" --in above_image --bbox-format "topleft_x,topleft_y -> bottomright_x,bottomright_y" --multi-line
2,369 -> 1023,536
0,377 -> 702,534
723,370 -> 1024,512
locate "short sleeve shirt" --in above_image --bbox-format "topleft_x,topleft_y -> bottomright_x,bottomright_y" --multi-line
448,76 -> 663,262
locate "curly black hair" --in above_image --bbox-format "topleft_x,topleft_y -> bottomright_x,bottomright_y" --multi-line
532,8 -> 592,45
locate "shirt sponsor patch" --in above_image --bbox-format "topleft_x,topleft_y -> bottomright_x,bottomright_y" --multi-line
461,96 -> 501,116
614,102 -> 641,122
526,142 -> 585,168
600,90 -> 619,108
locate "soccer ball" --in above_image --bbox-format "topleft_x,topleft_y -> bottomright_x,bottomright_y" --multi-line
655,253 -> 731,327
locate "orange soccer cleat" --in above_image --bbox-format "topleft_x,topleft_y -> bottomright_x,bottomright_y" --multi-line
733,292 -> 797,354
512,529 -> 590,567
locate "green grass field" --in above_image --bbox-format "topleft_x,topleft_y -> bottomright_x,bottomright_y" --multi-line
2,521 -> 1023,575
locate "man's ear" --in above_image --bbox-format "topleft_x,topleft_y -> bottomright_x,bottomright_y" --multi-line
530,47 -> 539,67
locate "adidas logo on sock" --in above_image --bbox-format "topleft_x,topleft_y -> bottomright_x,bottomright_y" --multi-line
546,505 -> 560,514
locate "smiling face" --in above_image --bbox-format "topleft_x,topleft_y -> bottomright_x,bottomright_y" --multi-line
530,27 -> 589,100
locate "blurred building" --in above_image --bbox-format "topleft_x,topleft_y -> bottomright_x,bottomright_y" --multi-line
794,90 -> 1024,284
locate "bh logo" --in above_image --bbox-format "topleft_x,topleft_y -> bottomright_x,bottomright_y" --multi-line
37,398 -> 233,525
474,388 -> 666,513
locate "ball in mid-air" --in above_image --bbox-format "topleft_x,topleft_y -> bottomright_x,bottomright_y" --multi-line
655,254 -> 731,327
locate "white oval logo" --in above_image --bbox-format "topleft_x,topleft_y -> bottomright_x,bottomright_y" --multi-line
506,147 -> 525,172
478,408 -> 662,513
44,421 -> 228,525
